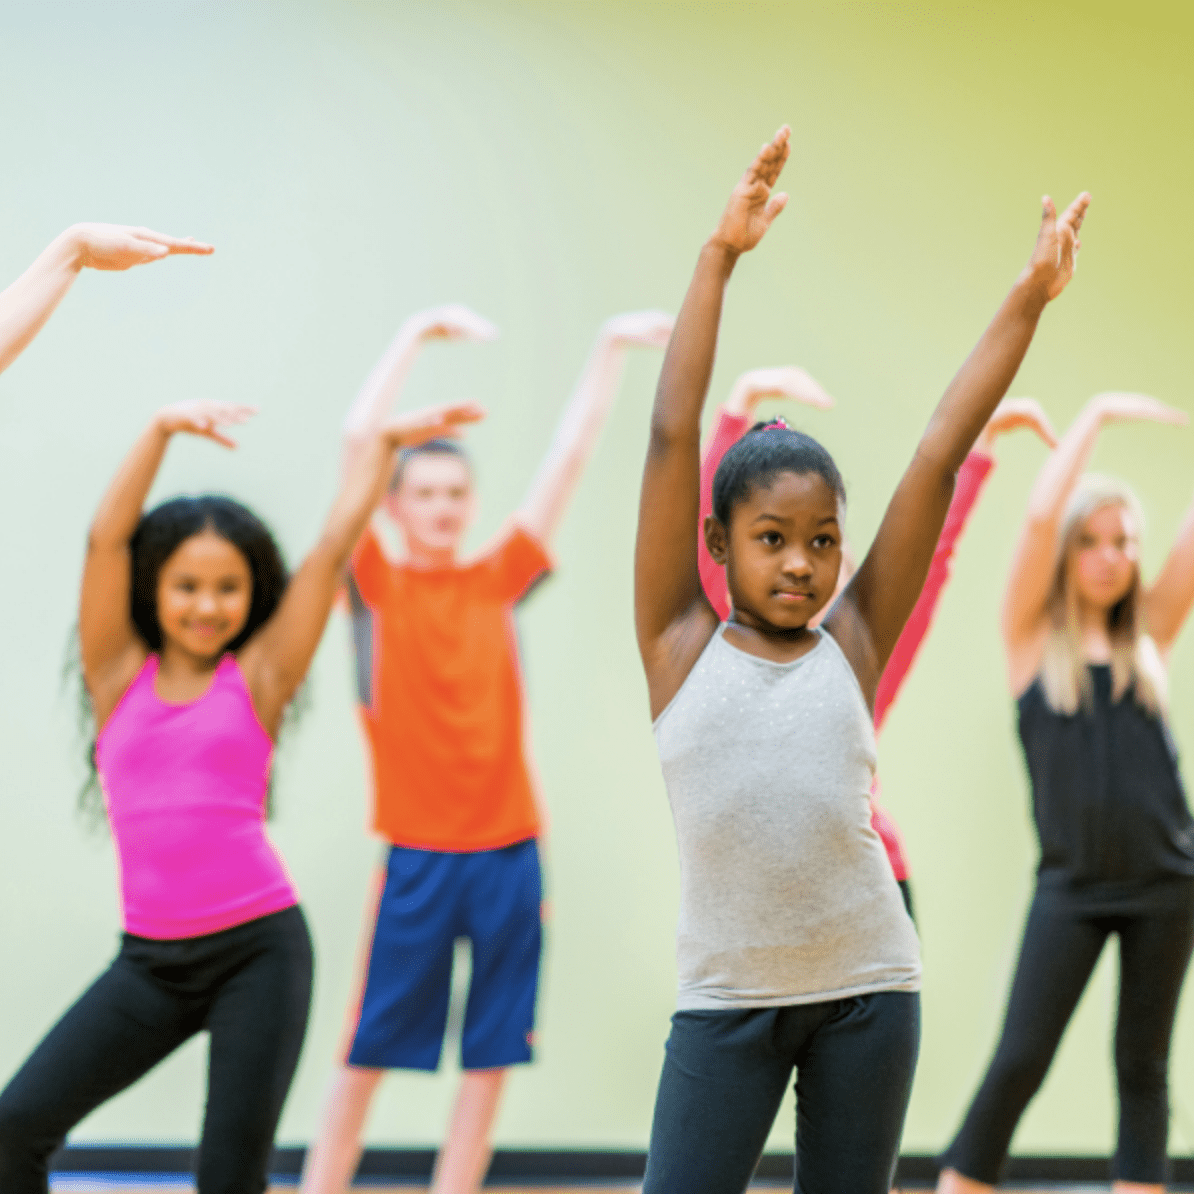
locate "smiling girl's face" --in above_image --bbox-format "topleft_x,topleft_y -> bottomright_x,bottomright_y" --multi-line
156,528 -> 253,660
707,470 -> 844,633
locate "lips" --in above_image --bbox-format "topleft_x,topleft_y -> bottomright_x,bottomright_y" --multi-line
773,590 -> 813,601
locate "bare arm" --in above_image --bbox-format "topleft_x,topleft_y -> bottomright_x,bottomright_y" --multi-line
827,192 -> 1091,704
635,127 -> 791,719
1002,391 -> 1186,688
241,403 -> 485,735
1147,490 -> 1194,656
80,401 -> 254,728
0,224 -> 212,377
517,310 -> 673,545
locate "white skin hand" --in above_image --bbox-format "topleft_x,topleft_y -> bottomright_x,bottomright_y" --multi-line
155,400 -> 257,448
407,303 -> 498,343
726,365 -> 835,417
602,309 -> 675,349
975,396 -> 1058,453
70,224 -> 214,271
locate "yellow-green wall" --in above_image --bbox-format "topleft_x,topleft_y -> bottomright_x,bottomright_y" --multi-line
2,0 -> 1194,1157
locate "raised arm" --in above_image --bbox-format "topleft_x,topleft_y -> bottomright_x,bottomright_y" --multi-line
1001,391 -> 1186,687
341,305 -> 496,465
80,400 -> 254,728
635,126 -> 790,718
516,310 -> 673,545
0,224 -> 212,377
873,397 -> 1056,731
698,366 -> 835,620
241,403 -> 485,736
828,192 -> 1090,704
1146,483 -> 1194,656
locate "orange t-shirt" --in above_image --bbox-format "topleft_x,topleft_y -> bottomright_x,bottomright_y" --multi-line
347,524 -> 552,852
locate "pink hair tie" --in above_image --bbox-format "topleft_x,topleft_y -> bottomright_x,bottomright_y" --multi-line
761,416 -> 791,431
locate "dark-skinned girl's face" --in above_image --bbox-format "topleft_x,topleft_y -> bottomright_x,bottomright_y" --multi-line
705,470 -> 843,632
156,529 -> 253,659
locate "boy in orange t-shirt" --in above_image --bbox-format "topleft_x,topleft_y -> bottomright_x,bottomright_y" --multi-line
302,304 -> 672,1194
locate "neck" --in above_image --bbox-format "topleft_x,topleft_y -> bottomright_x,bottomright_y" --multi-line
402,535 -> 459,569
1076,599 -> 1114,662
158,640 -> 225,677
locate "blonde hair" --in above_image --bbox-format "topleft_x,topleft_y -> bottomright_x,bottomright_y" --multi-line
1039,474 -> 1166,717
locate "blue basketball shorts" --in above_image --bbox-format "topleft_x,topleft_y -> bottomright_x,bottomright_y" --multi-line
346,838 -> 542,1072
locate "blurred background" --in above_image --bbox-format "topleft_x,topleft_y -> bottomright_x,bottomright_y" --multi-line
2,0 -> 1194,1161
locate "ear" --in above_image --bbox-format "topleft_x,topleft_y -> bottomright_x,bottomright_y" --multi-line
704,515 -> 729,565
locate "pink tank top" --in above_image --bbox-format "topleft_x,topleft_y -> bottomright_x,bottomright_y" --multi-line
95,654 -> 298,939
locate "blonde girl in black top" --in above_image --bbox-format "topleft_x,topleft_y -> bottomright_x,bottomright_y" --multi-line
940,393 -> 1194,1193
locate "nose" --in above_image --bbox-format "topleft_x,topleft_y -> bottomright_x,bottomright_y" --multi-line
780,546 -> 814,580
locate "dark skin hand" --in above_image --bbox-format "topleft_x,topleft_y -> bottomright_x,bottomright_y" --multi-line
634,123 -> 1089,721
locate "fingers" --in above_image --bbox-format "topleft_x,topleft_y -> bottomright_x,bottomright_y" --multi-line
747,125 -> 791,188
128,227 -> 215,255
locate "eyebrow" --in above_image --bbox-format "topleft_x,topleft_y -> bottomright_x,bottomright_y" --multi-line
749,513 -> 840,527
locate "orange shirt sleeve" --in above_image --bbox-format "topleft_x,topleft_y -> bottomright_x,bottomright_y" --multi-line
350,525 -> 389,607
485,524 -> 553,603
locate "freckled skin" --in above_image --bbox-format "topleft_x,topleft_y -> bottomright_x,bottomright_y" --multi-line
156,529 -> 253,665
704,470 -> 843,657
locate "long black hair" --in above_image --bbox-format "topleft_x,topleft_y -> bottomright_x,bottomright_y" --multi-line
711,420 -> 846,529
73,494 -> 294,821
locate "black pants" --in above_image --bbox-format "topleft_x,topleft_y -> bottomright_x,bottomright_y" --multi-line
942,883 -> 1194,1185
643,991 -> 920,1194
0,905 -> 312,1194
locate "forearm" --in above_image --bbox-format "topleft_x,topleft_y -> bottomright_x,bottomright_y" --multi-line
1024,404 -> 1102,524
320,431 -> 397,568
519,333 -> 628,537
89,420 -> 171,548
342,323 -> 425,439
0,229 -> 84,376
651,241 -> 736,446
918,271 -> 1048,476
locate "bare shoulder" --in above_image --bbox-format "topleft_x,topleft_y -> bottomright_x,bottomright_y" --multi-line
642,601 -> 721,722
90,642 -> 151,735
822,591 -> 880,710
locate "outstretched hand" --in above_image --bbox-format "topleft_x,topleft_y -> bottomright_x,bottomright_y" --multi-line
155,401 -> 256,448
602,309 -> 675,349
69,224 -> 214,272
1027,193 -> 1090,302
727,365 -> 835,417
383,401 -> 486,449
711,126 -> 791,256
407,304 -> 498,344
1089,391 -> 1189,428
975,397 -> 1058,453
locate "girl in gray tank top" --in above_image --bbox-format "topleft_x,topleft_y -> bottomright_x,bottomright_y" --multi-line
634,124 -> 1089,1194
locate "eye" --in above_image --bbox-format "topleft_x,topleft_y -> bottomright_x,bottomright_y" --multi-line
812,535 -> 836,550
758,531 -> 782,547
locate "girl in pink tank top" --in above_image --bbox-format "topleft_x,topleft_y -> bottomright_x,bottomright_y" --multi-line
0,396 -> 484,1194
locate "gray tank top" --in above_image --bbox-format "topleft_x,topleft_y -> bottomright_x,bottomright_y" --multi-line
654,624 -> 921,1010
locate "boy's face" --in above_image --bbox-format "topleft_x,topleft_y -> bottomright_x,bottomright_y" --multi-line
706,470 -> 843,632
385,453 -> 475,555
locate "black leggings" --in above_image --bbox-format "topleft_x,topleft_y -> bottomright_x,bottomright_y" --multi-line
643,991 -> 920,1194
0,905 -> 312,1194
942,883 -> 1194,1185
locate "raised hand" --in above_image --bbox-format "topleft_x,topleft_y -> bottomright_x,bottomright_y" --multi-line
726,365 -> 835,417
155,400 -> 257,448
383,401 -> 486,449
975,397 -> 1058,453
711,126 -> 791,256
1026,193 -> 1090,302
407,304 -> 498,344
68,224 -> 214,272
602,309 -> 675,349
1088,391 -> 1188,427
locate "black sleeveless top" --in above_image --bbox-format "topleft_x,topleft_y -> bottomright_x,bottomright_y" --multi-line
1018,665 -> 1194,912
